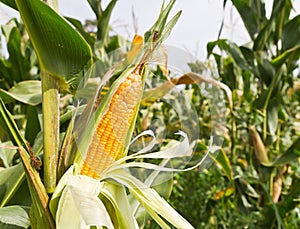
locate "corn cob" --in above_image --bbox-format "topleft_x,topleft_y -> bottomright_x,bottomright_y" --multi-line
80,71 -> 143,179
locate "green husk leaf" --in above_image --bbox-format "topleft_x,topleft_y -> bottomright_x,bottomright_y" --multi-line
101,182 -> 139,229
74,66 -> 144,168
49,165 -> 75,218
108,169 -> 194,229
144,0 -> 177,43
55,175 -> 114,229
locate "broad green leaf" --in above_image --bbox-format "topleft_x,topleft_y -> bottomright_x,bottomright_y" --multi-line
0,163 -> 24,207
0,24 -> 31,85
25,106 -> 41,146
96,0 -> 117,47
272,45 -> 300,66
87,0 -> 101,17
267,97 -> 278,136
65,17 -> 95,49
0,205 -> 30,228
210,149 -> 233,181
256,58 -> 275,86
253,19 -> 274,51
282,15 -> 300,51
231,0 -> 266,40
0,0 -> 17,10
15,0 -> 93,92
0,98 -> 31,207
6,27 -> 31,82
276,178 -> 300,217
271,138 -> 300,166
19,148 -> 55,229
0,98 -> 28,153
253,0 -> 289,51
0,141 -> 17,168
0,80 -> 42,106
207,39 -> 249,71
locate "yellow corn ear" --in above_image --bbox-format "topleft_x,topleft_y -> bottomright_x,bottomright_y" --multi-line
80,72 -> 142,178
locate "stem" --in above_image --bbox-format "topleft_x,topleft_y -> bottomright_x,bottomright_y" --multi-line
231,117 -> 237,163
42,71 -> 60,193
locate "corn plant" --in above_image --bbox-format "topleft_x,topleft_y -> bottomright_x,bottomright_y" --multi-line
167,0 -> 300,228
0,0 -> 226,228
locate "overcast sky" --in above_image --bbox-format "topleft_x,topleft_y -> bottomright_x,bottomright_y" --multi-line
1,0 -> 300,60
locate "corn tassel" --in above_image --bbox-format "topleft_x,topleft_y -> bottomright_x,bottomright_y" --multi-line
80,71 -> 143,178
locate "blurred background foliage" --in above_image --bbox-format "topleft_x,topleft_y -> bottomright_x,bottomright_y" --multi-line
0,0 -> 300,228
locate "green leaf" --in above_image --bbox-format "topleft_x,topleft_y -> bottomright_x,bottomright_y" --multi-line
282,15 -> 300,51
65,17 -> 95,49
0,24 -> 31,84
207,39 -> 249,71
0,98 -> 31,207
0,205 -> 30,228
96,0 -> 117,47
0,98 -> 28,151
256,58 -> 275,86
6,27 -> 31,82
271,138 -> 300,166
0,206 -> 30,228
25,106 -> 41,146
0,80 -> 42,106
0,0 -> 17,10
210,149 -> 233,181
0,163 -> 24,207
0,141 -> 17,168
272,45 -> 300,66
253,19 -> 274,51
253,0 -> 289,51
87,0 -> 101,17
231,0 -> 266,40
15,0 -> 93,92
267,97 -> 278,136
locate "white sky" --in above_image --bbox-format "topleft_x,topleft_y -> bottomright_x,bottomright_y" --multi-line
1,0 -> 300,60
